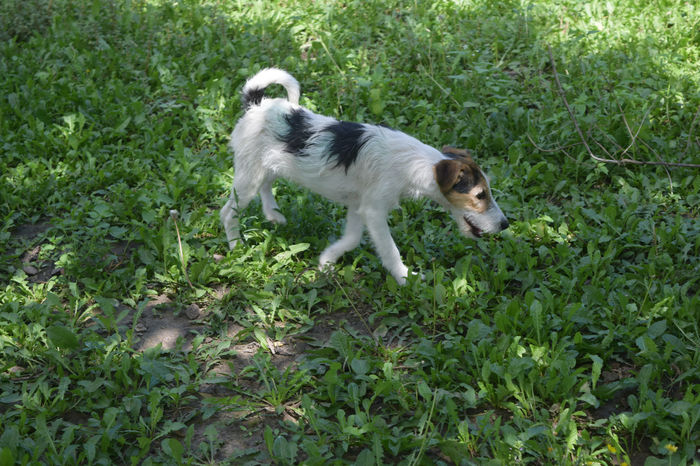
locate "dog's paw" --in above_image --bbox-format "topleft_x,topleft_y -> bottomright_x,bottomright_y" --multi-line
390,264 -> 410,286
265,210 -> 287,225
318,260 -> 338,281
318,258 -> 335,272
318,250 -> 339,269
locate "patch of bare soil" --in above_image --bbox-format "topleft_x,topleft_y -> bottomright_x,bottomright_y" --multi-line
587,362 -> 660,466
11,219 -> 62,283
20,244 -> 63,283
132,295 -> 204,352
305,308 -> 375,342
188,405 -> 276,464
12,220 -> 141,285
590,362 -> 637,420
188,305 -> 388,463
190,324 -> 313,463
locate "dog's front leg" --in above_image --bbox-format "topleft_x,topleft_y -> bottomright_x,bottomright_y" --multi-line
362,207 -> 409,285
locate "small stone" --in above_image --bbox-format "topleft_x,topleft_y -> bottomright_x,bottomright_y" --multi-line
22,246 -> 41,263
134,323 -> 147,333
185,303 -> 200,320
213,254 -> 224,262
22,265 -> 39,275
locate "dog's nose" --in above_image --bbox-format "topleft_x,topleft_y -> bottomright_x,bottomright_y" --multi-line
499,218 -> 509,230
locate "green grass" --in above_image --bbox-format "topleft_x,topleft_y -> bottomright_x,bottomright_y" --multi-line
1,0 -> 699,464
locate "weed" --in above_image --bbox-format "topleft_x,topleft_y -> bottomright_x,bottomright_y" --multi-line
1,0 -> 698,463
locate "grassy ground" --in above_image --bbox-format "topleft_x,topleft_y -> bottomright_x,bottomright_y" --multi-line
1,0 -> 699,464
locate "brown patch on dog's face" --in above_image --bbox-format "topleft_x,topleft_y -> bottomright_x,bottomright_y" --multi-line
434,157 -> 491,213
435,147 -> 509,238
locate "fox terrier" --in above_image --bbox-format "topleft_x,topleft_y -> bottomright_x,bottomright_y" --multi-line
221,68 -> 509,284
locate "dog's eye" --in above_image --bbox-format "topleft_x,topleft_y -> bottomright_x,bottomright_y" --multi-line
476,190 -> 486,200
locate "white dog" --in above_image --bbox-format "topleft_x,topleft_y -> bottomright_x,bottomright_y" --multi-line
221,68 -> 509,284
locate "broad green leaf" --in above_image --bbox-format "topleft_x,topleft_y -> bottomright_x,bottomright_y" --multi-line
589,354 -> 603,389
0,447 -> 15,466
350,358 -> 369,376
263,426 -> 274,455
355,448 -> 374,466
648,320 -> 667,339
161,438 -> 183,462
46,325 -> 79,350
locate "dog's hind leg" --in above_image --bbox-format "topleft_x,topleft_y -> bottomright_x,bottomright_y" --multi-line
319,209 -> 364,268
220,175 -> 262,249
260,175 -> 287,225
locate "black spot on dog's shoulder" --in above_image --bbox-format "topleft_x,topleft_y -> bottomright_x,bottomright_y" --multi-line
325,121 -> 369,171
279,108 -> 313,156
242,87 -> 265,110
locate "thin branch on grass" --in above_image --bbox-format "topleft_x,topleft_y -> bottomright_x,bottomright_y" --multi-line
545,45 -> 700,169
315,35 -> 343,76
682,104 -> 700,156
311,31 -> 346,113
332,275 -> 378,346
590,133 -> 615,159
615,101 -> 673,183
421,36 -> 462,110
526,133 -> 580,162
638,137 -> 675,189
616,103 -> 652,160
593,123 -> 624,152
424,68 -> 462,109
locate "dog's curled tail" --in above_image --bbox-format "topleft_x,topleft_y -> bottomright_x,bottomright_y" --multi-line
241,68 -> 300,110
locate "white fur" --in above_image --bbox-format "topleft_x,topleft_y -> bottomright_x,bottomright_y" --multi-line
221,69 -> 508,284
242,67 -> 300,105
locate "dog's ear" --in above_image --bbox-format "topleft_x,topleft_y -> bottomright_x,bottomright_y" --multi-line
441,146 -> 473,161
434,159 -> 464,194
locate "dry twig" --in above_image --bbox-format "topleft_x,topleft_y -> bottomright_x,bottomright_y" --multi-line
682,105 -> 700,156
545,45 -> 700,169
526,133 -> 579,162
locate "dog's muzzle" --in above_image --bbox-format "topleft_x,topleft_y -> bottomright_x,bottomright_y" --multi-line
464,216 -> 483,237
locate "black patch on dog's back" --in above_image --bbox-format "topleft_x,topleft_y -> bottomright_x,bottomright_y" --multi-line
242,87 -> 265,110
325,121 -> 369,171
279,108 -> 314,156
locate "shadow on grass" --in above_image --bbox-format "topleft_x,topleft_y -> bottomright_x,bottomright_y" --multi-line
2,0 -> 698,463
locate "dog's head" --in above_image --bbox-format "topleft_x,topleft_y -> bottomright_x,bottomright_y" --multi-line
434,146 -> 509,238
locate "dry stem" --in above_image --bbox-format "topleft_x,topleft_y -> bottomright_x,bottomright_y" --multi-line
545,45 -> 700,169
